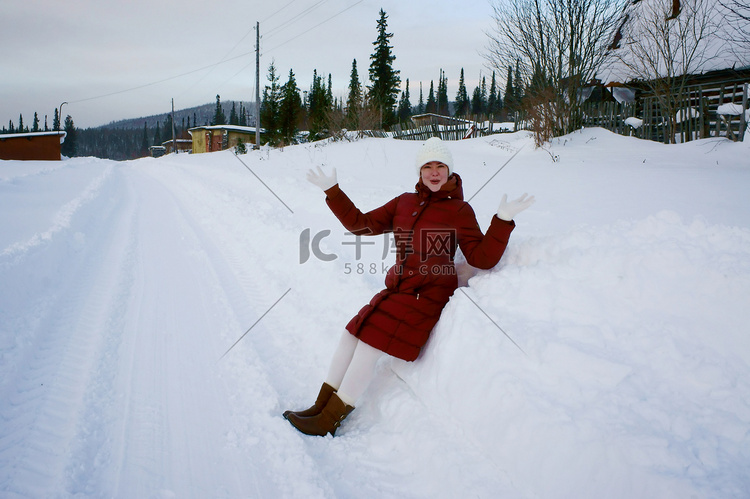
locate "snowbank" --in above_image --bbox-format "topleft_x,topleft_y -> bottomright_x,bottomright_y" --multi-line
1,129 -> 749,498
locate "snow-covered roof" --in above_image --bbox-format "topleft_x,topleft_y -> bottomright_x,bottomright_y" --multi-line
0,131 -> 67,143
188,125 -> 264,134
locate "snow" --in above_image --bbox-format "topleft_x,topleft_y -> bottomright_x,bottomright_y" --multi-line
717,103 -> 750,123
676,107 -> 700,122
0,130 -> 67,142
1,128 -> 749,498
625,117 -> 643,129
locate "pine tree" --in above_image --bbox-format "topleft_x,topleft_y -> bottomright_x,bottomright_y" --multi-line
279,69 -> 302,144
18,114 -> 25,133
53,109 -> 60,131
346,59 -> 363,130
32,112 -> 40,132
455,69 -> 469,117
426,81 -> 437,113
211,95 -> 226,125
368,9 -> 401,128
61,115 -> 77,157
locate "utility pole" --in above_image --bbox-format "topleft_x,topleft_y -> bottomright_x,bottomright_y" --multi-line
171,98 -> 176,154
255,21 -> 260,149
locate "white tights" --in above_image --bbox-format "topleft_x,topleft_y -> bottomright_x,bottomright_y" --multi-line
325,331 -> 383,406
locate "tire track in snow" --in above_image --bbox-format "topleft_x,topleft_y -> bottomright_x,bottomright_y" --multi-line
1,164 -> 114,261
136,157 -> 335,497
0,164 -> 129,496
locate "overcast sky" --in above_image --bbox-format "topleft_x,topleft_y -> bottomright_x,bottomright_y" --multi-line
1,0 -> 501,129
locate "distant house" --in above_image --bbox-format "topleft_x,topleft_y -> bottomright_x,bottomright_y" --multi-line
0,131 -> 67,161
188,125 -> 263,154
163,139 -> 192,154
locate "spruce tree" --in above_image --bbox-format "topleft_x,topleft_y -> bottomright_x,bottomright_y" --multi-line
229,102 -> 239,125
504,65 -> 515,118
346,59 -> 363,130
164,113 -> 174,142
153,121 -> 162,146
488,71 -> 498,116
513,60 -> 524,107
326,74 -> 333,110
261,61 -> 282,144
18,114 -> 25,133
53,109 -> 60,131
471,86 -> 483,116
437,70 -> 449,116
368,9 -> 401,128
239,103 -> 247,126
418,82 -> 424,114
471,76 -> 488,117
426,81 -> 437,113
32,112 -> 40,132
211,95 -> 226,125
308,69 -> 329,140
141,122 -> 150,156
279,69 -> 302,144
61,115 -> 77,157
397,79 -> 412,123
455,69 -> 469,117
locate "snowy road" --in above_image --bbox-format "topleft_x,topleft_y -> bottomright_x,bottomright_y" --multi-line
0,160 -> 321,497
2,132 -> 749,498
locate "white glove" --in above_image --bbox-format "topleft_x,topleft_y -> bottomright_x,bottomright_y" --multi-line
496,193 -> 535,221
306,166 -> 338,191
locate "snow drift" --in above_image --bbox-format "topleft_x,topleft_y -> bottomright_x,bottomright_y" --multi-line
1,129 -> 749,498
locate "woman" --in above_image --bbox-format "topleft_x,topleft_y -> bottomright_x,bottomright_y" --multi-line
285,137 -> 534,437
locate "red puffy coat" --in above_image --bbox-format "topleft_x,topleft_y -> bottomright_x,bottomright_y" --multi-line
324,173 -> 515,361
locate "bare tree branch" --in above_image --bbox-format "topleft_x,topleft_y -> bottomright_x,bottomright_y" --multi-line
484,0 -> 625,144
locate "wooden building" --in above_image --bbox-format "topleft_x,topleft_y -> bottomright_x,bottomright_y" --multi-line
0,131 -> 67,161
188,125 -> 263,154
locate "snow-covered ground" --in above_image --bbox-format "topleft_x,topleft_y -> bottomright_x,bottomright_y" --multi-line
1,129 -> 749,498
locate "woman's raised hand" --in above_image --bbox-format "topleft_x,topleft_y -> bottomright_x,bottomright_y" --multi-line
496,193 -> 535,221
306,165 -> 338,191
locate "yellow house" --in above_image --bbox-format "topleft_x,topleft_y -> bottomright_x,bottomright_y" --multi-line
188,125 -> 263,153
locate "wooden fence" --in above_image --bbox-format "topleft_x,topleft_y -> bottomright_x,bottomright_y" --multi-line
388,117 -> 512,141
582,81 -> 748,143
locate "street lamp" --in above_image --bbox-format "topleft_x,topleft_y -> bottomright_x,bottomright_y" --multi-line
58,102 -> 68,130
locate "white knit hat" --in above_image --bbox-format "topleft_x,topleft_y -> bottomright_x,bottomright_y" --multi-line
415,137 -> 453,175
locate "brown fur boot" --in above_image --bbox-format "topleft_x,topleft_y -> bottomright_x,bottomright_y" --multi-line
286,393 -> 354,437
283,382 -> 336,420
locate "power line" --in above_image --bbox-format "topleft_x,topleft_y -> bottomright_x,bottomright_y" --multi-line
264,0 -> 330,39
265,0 -> 366,52
261,0 -> 299,23
67,0 -> 367,105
